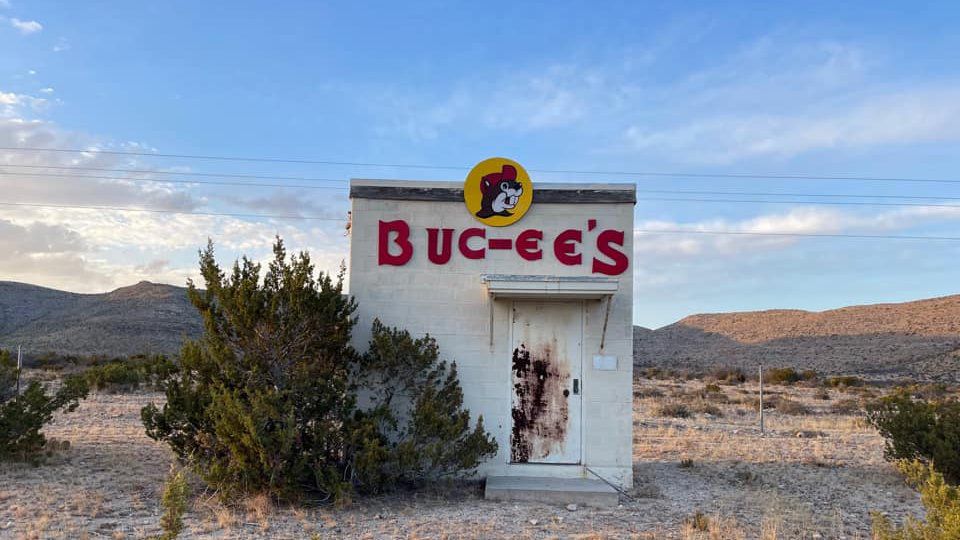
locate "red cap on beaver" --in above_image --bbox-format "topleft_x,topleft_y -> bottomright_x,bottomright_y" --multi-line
480,165 -> 517,192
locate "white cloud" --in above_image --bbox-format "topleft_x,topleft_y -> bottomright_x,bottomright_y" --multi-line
0,93 -> 350,292
52,38 -> 69,52
0,91 -> 48,117
372,32 -> 960,164
371,64 -> 610,140
625,86 -> 960,164
479,66 -> 597,131
634,205 -> 960,260
0,119 -> 200,211
38,87 -> 53,94
10,17 -> 41,34
615,36 -> 960,163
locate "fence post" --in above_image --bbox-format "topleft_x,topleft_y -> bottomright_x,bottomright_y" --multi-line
16,345 -> 22,397
759,364 -> 764,436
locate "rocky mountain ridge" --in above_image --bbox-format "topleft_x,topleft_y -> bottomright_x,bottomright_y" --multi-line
0,280 -> 201,358
634,294 -> 960,382
3,280 -> 959,380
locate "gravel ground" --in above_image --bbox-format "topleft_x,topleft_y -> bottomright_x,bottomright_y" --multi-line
0,380 -> 926,539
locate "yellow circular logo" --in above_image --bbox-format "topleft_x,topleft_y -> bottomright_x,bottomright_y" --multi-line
464,157 -> 532,227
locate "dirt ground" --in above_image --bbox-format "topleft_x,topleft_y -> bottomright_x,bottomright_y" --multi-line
0,377 -> 927,539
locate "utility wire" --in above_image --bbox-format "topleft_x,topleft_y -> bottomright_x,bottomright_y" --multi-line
634,229 -> 960,241
3,168 -> 960,203
3,146 -> 960,184
0,163 -> 345,184
0,146 -> 464,170
634,188 -> 960,202
0,171 -> 348,191
636,196 -> 960,209
0,201 -> 344,221
1,200 -> 959,241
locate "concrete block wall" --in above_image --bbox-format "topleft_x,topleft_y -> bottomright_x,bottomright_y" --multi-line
348,180 -> 635,488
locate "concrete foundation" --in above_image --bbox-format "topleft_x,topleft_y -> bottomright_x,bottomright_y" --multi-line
484,475 -> 619,507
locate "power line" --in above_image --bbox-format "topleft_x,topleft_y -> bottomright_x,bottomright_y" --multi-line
634,229 -> 960,241
0,200 -> 958,241
0,201 -> 344,221
3,167 -> 960,204
0,163 -> 346,184
634,188 -> 960,202
0,171 -> 349,191
0,146 -> 464,170
4,146 -> 960,184
636,196 -> 960,209
545,169 -> 960,184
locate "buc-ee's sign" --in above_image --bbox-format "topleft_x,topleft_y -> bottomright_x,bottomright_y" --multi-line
377,157 -> 629,276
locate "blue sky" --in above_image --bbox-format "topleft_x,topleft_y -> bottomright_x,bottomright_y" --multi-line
1,0 -> 960,327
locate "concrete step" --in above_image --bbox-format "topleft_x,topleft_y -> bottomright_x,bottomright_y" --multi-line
484,475 -> 619,508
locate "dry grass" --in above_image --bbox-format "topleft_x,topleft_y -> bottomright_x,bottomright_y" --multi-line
0,372 -> 931,539
243,493 -> 274,532
631,379 -> 926,538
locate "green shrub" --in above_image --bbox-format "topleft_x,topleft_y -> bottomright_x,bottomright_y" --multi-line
84,355 -> 178,392
872,460 -> 960,539
0,350 -> 89,464
710,367 -> 746,384
159,467 -> 190,540
142,238 -> 496,503
354,320 -> 498,489
866,391 -> 960,485
903,383 -> 952,401
764,367 -> 801,385
704,383 -> 722,394
0,350 -> 16,403
827,375 -> 864,388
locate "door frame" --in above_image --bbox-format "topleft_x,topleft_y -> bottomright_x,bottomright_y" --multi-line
507,298 -> 585,465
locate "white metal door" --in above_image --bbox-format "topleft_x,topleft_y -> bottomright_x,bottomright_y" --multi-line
509,300 -> 582,464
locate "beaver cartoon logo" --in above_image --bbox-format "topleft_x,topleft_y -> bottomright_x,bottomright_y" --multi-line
464,157 -> 532,227
476,164 -> 522,218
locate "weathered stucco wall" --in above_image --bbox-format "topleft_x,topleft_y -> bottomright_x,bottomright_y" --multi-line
348,179 -> 635,488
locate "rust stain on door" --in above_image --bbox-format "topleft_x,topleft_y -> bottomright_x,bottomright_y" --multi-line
510,342 -> 570,462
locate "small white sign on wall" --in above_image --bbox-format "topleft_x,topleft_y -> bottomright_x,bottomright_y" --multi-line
593,355 -> 617,371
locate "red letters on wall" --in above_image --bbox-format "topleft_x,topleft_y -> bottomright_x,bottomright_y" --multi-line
553,229 -> 582,266
516,229 -> 543,261
376,219 -> 630,276
458,228 -> 486,259
592,229 -> 629,276
378,220 -> 413,265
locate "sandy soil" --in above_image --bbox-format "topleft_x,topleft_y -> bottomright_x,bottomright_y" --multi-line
0,379 -> 926,539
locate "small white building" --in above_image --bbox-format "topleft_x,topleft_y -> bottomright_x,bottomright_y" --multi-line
348,166 -> 635,490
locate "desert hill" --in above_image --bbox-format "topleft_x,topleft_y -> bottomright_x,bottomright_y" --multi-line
3,279 -> 959,380
0,281 -> 201,359
634,295 -> 960,382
